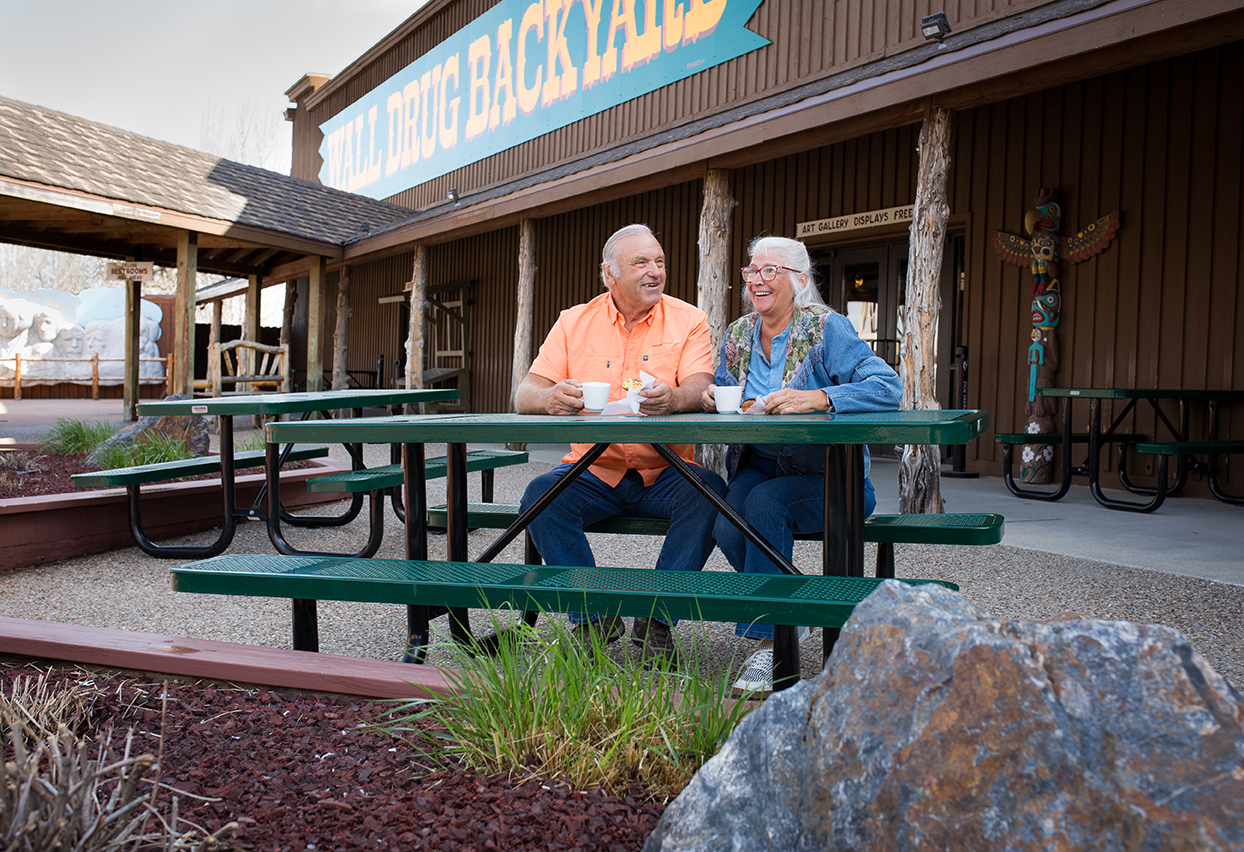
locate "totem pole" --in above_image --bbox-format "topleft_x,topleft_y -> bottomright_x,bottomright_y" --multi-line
992,189 -> 1119,483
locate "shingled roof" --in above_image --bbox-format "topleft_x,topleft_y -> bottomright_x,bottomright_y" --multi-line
0,95 -> 411,251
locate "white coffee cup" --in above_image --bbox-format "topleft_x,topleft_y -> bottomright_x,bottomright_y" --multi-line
580,381 -> 611,410
714,385 -> 743,413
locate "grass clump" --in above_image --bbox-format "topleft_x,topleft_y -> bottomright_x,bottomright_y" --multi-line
41,417 -> 116,455
1,668 -> 236,850
92,432 -> 196,471
379,610 -> 755,801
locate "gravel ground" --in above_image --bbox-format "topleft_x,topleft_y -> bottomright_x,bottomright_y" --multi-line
3,440 -> 1242,689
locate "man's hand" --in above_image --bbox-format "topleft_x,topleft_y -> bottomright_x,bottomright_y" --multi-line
638,372 -> 714,416
515,373 -> 585,415
638,380 -> 676,415
547,379 -> 587,415
700,385 -> 717,412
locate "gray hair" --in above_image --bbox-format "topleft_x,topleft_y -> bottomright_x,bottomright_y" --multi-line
745,235 -> 827,309
600,224 -> 656,288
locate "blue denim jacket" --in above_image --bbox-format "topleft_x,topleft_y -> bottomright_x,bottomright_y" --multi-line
715,308 -> 903,480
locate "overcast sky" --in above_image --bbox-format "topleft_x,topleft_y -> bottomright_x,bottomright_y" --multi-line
1,0 -> 424,175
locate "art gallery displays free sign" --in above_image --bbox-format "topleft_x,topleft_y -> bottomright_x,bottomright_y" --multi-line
318,0 -> 767,200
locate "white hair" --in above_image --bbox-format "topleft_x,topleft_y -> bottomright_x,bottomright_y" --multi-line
600,224 -> 656,288
745,235 -> 827,309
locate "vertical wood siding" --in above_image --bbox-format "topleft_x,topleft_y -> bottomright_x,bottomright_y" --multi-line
956,44 -> 1244,488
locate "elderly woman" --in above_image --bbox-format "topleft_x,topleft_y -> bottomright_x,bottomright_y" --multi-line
702,235 -> 902,694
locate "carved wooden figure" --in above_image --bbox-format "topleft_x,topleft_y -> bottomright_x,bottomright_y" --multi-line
992,189 -> 1119,483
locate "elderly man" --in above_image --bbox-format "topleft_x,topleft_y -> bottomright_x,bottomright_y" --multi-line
515,223 -> 727,661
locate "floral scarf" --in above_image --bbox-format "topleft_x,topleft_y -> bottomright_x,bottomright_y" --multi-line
718,305 -> 832,393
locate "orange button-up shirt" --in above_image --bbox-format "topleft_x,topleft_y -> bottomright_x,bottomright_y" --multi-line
527,292 -> 714,487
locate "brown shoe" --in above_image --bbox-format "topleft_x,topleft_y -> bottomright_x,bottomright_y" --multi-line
570,615 -> 625,647
632,617 -> 678,667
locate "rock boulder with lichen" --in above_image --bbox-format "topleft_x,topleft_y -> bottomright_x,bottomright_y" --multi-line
645,580 -> 1244,851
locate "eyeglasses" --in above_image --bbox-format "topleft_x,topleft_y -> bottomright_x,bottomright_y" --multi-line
740,264 -> 800,283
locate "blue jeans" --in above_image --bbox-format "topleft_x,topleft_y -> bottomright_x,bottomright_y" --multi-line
520,462 -> 728,625
714,455 -> 876,640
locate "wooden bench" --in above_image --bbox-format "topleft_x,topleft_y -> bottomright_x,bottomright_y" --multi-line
1135,441 -> 1244,507
71,446 -> 330,558
995,431 -> 1146,501
194,340 -> 290,398
169,553 -> 959,690
425,503 -> 1005,579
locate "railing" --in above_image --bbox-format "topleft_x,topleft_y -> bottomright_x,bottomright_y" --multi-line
0,353 -> 174,400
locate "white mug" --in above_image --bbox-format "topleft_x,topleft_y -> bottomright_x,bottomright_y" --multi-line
714,385 -> 743,413
580,381 -> 611,410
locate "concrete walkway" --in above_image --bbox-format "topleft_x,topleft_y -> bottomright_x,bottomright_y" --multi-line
3,397 -> 1239,586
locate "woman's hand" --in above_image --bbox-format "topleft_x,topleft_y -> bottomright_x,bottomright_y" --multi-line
700,385 -> 717,412
763,388 -> 830,414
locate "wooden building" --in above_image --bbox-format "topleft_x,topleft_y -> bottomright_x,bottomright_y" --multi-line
277,0 -> 1243,492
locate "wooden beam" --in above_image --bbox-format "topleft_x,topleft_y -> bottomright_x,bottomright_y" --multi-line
695,170 -> 735,477
511,219 -> 536,412
898,105 -> 954,515
405,246 -> 429,393
332,267 -> 351,390
173,231 -> 197,396
306,256 -> 326,392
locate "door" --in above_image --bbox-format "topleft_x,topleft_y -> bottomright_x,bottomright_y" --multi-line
822,243 -> 907,371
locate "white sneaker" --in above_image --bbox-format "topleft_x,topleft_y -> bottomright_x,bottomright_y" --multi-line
732,646 -> 774,694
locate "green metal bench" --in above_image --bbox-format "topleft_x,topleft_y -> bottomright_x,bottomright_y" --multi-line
70,446 -> 331,559
70,446 -> 329,488
995,431 -> 1146,501
305,448 -> 529,503
426,502 -> 1005,578
265,448 -> 529,559
1134,441 -> 1244,507
170,552 -> 958,689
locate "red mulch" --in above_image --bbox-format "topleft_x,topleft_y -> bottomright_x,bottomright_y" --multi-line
0,661 -> 667,851
0,452 -> 100,499
0,451 -> 312,501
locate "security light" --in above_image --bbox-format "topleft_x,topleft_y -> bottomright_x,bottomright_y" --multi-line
921,12 -> 951,45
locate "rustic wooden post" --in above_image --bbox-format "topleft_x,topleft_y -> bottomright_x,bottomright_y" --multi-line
332,266 -> 352,390
13,354 -> 20,401
899,105 -> 954,515
696,169 -> 735,476
244,274 -> 260,392
91,354 -> 100,400
281,280 -> 295,354
512,219 -> 536,410
173,231 -> 197,396
165,355 -> 173,396
405,245 -> 429,407
306,256 -> 326,392
123,267 -> 141,420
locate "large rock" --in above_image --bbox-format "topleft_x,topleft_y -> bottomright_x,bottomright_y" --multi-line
85,394 -> 210,467
645,581 -> 1244,851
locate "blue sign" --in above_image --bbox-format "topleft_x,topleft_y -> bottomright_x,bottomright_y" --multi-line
318,0 -> 767,200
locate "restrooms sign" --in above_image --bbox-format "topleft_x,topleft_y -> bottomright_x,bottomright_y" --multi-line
318,0 -> 767,200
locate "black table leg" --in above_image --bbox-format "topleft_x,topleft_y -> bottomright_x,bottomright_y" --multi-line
403,443 -> 433,663
821,444 -> 864,668
446,442 -> 474,647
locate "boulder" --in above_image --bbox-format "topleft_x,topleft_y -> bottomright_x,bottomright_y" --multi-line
645,581 -> 1244,851
85,394 -> 210,467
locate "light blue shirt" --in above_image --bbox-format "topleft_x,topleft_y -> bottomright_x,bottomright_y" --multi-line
744,320 -> 791,460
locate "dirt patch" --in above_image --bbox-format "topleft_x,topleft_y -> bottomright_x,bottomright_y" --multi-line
0,661 -> 667,850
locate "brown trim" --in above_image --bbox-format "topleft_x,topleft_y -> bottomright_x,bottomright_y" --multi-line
0,616 -> 451,700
